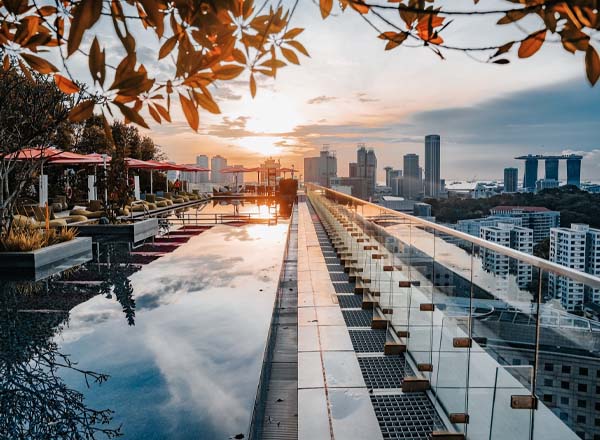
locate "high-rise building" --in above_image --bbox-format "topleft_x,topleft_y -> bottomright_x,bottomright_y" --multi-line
549,224 -> 600,311
523,155 -> 539,192
196,155 -> 209,183
211,155 -> 227,184
355,144 -> 377,198
504,167 -> 518,193
304,147 -> 337,187
402,153 -> 420,199
456,216 -> 523,237
424,134 -> 441,198
490,206 -> 560,243
545,158 -> 559,181
567,156 -> 582,187
384,166 -> 394,188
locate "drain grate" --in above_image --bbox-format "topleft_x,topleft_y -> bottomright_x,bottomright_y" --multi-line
338,295 -> 363,309
325,256 -> 339,264
349,329 -> 386,353
333,282 -> 355,294
370,394 -> 445,440
329,272 -> 349,282
358,356 -> 412,389
343,309 -> 372,326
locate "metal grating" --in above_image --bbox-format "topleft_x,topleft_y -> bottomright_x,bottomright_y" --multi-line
329,272 -> 349,282
358,356 -> 412,389
338,294 -> 363,309
343,309 -> 373,327
349,329 -> 386,353
324,256 -> 339,264
370,394 -> 445,440
333,282 -> 355,294
326,263 -> 345,272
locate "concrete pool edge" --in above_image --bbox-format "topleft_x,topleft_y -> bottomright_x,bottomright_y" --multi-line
248,204 -> 299,439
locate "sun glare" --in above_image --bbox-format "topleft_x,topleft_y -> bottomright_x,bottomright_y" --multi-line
238,136 -> 284,157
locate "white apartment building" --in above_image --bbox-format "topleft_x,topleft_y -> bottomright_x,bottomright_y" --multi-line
549,224 -> 600,312
480,223 -> 534,292
457,216 -> 522,237
490,206 -> 560,243
196,155 -> 209,183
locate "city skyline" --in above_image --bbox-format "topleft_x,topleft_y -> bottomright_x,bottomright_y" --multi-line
48,3 -> 599,181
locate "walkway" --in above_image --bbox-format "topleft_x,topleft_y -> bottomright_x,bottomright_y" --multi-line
297,201 -> 383,440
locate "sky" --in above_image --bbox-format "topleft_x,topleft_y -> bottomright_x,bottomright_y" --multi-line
63,1 -> 600,182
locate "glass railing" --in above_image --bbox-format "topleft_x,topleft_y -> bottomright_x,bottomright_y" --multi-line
306,184 -> 600,440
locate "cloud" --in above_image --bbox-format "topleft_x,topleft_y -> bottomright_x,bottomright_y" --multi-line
211,85 -> 242,101
355,92 -> 379,103
307,95 -> 338,104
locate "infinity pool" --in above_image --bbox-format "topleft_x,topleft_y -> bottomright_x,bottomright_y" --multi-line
0,221 -> 289,439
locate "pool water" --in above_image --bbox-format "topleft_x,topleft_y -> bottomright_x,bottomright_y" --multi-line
0,221 -> 289,439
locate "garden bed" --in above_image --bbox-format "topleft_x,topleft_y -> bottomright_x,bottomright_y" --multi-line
0,237 -> 93,281
75,218 -> 159,243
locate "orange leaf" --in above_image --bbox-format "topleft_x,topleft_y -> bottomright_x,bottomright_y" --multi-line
585,45 -> 600,86
281,47 -> 299,65
285,40 -> 309,57
319,0 -> 333,19
20,53 -> 58,74
69,100 -> 95,122
154,103 -> 171,122
67,0 -> 102,56
250,74 -> 256,98
89,36 -> 106,86
148,104 -> 162,124
179,93 -> 199,131
54,74 -> 79,94
213,64 -> 245,80
159,35 -> 177,60
114,101 -> 149,129
518,30 -> 546,58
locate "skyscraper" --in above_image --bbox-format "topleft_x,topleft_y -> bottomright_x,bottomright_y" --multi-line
211,155 -> 227,184
523,155 -> 538,191
504,167 -> 518,193
424,134 -> 440,198
402,153 -> 420,199
196,155 -> 209,183
304,147 -> 337,187
567,155 -> 582,187
355,144 -> 377,198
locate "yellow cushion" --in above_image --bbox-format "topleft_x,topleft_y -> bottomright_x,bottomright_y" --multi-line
12,214 -> 37,227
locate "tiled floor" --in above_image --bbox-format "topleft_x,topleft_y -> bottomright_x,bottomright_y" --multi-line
297,201 -> 383,440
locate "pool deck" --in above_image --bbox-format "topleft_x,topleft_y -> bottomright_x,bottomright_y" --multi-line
296,201 -> 383,440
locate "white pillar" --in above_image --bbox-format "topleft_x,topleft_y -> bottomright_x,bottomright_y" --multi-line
39,174 -> 48,207
134,175 -> 140,200
88,175 -> 97,201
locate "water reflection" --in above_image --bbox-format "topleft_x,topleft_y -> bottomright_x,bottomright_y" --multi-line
1,221 -> 288,439
0,282 -> 122,439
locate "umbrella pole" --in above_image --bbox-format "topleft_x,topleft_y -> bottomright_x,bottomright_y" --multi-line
150,170 -> 153,194
165,172 -> 168,192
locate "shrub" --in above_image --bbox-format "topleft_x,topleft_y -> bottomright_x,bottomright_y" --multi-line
0,225 -> 78,252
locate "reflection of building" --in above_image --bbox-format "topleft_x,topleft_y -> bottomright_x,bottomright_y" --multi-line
549,224 -> 600,311
211,155 -> 227,184
196,155 -> 209,183
330,176 -> 369,200
504,167 -> 518,193
472,309 -> 600,440
232,164 -> 244,186
491,206 -> 560,243
304,146 -> 337,187
480,223 -> 533,289
402,153 -> 420,199
424,134 -> 441,198
456,216 -> 522,237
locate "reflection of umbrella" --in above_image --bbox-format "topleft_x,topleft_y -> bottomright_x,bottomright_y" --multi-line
279,166 -> 296,179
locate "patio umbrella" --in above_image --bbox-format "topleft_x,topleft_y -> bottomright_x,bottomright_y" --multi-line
220,166 -> 253,190
279,166 -> 295,179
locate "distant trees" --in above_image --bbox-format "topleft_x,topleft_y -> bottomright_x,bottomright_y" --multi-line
427,186 -> 600,228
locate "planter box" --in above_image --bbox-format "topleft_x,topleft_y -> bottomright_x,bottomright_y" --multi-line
0,237 -> 93,281
76,218 -> 159,244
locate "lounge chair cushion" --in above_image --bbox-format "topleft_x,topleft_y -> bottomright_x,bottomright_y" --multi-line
64,215 -> 88,223
70,209 -> 104,219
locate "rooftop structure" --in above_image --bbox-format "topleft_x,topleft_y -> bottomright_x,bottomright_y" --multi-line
491,205 -> 560,243
515,154 -> 583,190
